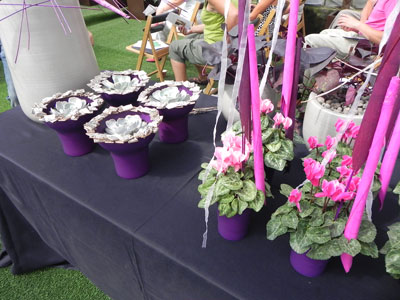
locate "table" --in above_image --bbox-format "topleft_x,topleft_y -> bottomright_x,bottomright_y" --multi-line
0,94 -> 399,300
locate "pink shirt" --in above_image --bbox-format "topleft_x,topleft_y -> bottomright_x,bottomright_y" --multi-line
365,0 -> 396,31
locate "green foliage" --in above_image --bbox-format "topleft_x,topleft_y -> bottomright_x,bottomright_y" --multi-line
266,192 -> 378,260
261,114 -> 294,172
198,163 -> 268,218
381,222 -> 400,279
393,181 -> 400,206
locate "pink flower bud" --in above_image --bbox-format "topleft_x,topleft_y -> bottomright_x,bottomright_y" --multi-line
307,136 -> 323,149
260,99 -> 274,114
273,113 -> 285,128
283,117 -> 293,130
288,189 -> 302,212
325,135 -> 336,150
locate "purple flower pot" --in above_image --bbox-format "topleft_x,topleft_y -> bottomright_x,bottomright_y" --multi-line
99,133 -> 155,179
45,114 -> 95,157
101,89 -> 144,107
94,110 -> 158,179
290,249 -> 329,277
158,104 -> 195,144
217,209 -> 251,241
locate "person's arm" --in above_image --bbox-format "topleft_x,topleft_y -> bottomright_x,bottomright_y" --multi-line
250,0 -> 277,21
180,24 -> 205,35
207,0 -> 239,31
360,0 -> 376,23
156,0 -> 184,15
337,14 -> 383,44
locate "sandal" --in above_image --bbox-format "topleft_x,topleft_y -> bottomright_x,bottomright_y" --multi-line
188,77 -> 208,85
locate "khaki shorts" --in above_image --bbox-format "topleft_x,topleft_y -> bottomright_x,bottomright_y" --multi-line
169,33 -> 207,65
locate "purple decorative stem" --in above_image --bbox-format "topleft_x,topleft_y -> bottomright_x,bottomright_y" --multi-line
285,38 -> 302,140
217,209 -> 251,241
290,249 -> 328,277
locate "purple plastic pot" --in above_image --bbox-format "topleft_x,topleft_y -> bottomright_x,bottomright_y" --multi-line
158,103 -> 195,143
101,89 -> 144,107
96,111 -> 156,179
217,209 -> 251,241
290,249 -> 329,277
45,113 -> 95,157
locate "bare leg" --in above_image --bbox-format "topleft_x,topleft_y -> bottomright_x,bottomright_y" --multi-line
171,59 -> 188,81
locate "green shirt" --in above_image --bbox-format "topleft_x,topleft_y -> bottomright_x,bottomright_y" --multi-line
201,0 -> 238,44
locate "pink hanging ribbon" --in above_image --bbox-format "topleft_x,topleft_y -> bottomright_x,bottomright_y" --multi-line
92,0 -> 131,19
341,81 -> 396,273
247,24 -> 266,195
378,76 -> 400,209
280,0 -> 300,117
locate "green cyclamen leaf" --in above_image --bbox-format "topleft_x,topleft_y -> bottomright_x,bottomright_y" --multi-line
282,210 -> 299,229
238,199 -> 248,215
305,226 -> 331,244
272,203 -> 294,217
219,172 -> 243,191
393,181 -> 400,195
266,216 -> 288,240
261,115 -> 270,131
358,220 -> 377,243
385,248 -> 400,278
219,194 -> 234,204
226,199 -> 239,218
266,140 -> 282,153
248,190 -> 265,212
278,139 -> 294,161
237,180 -> 257,202
280,184 -> 293,197
262,128 -> 275,143
338,237 -> 361,257
264,152 -> 286,171
218,203 -> 231,217
289,220 -> 311,254
360,241 -> 379,258
329,218 -> 346,238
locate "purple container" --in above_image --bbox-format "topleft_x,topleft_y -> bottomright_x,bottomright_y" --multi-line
99,133 -> 155,179
217,209 -> 251,241
101,89 -> 144,107
45,112 -> 95,157
96,111 -> 156,179
290,249 -> 329,277
158,103 -> 195,144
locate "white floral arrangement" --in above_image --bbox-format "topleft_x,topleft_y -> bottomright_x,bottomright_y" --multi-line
88,70 -> 150,95
84,105 -> 162,144
137,81 -> 200,110
32,89 -> 104,123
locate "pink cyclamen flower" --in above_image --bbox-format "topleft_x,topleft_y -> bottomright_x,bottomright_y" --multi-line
335,118 -> 345,133
322,150 -> 337,163
337,165 -> 352,179
325,135 -> 336,150
315,179 -> 353,202
307,136 -> 323,150
348,176 -> 361,192
288,189 -> 302,212
282,117 -> 293,130
260,99 -> 274,114
349,124 -> 360,139
273,113 -> 285,128
304,159 -> 325,186
341,155 -> 353,167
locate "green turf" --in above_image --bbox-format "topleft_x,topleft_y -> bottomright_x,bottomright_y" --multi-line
0,5 -> 201,299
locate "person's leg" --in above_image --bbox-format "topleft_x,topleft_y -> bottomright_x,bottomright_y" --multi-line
304,29 -> 358,58
169,34 -> 206,81
0,40 -> 19,108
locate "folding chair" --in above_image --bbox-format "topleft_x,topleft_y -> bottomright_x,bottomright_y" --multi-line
282,3 -> 306,37
126,11 -> 178,81
177,1 -> 204,37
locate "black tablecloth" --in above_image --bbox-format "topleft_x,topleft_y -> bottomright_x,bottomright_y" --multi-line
0,94 -> 399,300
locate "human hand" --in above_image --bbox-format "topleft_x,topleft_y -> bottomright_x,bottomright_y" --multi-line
337,15 -> 361,31
178,25 -> 192,35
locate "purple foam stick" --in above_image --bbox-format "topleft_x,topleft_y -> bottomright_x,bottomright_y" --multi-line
352,13 -> 400,172
285,38 -> 302,140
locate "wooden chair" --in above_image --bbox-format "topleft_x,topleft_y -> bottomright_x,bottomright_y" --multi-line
177,1 -> 204,37
126,11 -> 178,81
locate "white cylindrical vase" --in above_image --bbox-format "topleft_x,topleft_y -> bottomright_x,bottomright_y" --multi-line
0,0 -> 99,122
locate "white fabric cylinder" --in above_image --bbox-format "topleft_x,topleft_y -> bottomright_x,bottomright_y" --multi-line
0,0 -> 99,122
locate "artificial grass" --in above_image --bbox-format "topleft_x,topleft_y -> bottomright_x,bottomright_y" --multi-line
0,5 -> 201,299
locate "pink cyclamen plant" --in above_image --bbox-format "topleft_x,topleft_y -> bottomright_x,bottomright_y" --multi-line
261,99 -> 274,114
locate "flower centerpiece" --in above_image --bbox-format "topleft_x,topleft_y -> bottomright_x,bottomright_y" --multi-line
84,105 -> 162,179
266,120 -> 379,277
198,131 -> 272,241
380,181 -> 400,279
32,89 -> 104,156
137,81 -> 201,143
88,70 -> 149,106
